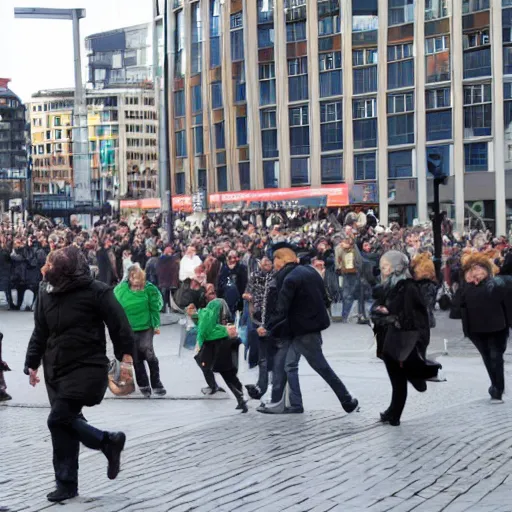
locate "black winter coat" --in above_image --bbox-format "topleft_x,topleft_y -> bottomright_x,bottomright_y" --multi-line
10,247 -> 28,288
0,248 -> 11,291
416,279 -> 438,328
268,263 -> 331,337
25,275 -> 134,406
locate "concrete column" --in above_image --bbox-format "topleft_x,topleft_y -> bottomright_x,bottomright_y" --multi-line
342,1 -> 354,186
168,6 -> 177,197
452,0 -> 465,233
377,1 -> 389,225
184,1 -> 195,194
308,1 -> 321,187
275,0 -> 291,188
415,0 -> 428,223
243,0 -> 263,190
492,0 -> 506,235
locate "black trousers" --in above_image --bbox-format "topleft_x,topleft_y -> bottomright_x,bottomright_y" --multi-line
47,399 -> 105,490
383,357 -> 408,421
255,336 -> 275,395
471,329 -> 508,397
133,329 -> 163,389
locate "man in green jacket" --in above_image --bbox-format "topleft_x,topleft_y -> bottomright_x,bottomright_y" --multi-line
114,265 -> 165,398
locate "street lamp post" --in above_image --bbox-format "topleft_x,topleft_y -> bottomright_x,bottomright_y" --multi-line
14,8 -> 91,208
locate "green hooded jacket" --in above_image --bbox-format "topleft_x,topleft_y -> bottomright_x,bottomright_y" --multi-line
196,299 -> 229,348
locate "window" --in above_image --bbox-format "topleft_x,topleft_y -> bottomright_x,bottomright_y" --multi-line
210,0 -> 221,68
353,66 -> 378,94
230,12 -> 243,29
212,82 -> 223,109
258,24 -> 275,48
239,162 -> 250,190
217,166 -> 228,191
194,126 -> 204,155
55,130 -> 62,140
462,0 -> 490,14
427,145 -> 450,178
425,36 -> 450,55
236,117 -> 248,146
318,15 -> 341,35
320,101 -> 343,151
387,92 -> 414,113
54,117 -> 61,127
425,0 -> 448,20
258,0 -> 274,22
388,60 -> 414,89
353,98 -> 377,119
426,52 -> 451,83
388,113 -> 415,145
231,29 -> 244,61
426,87 -> 451,109
215,122 -> 225,149
175,10 -> 185,76
291,157 -> 309,185
321,155 -> 343,183
264,161 -> 279,188
427,110 -> 452,140
387,43 -> 413,62
353,48 -> 378,66
46,130 -> 51,140
388,150 -> 413,178
464,48 -> 491,78
198,169 -> 207,191
192,85 -> 202,113
175,131 -> 187,158
389,0 -> 414,26
288,57 -> 308,102
191,2 -> 202,74
463,84 -> 492,137
354,152 -> 377,180
353,119 -> 377,149
286,21 -> 306,42
261,109 -> 278,158
319,52 -> 342,71
174,90 -> 185,117
319,51 -> 342,97
260,63 -> 276,105
464,142 -> 488,171
175,172 -> 186,195
289,106 -> 310,155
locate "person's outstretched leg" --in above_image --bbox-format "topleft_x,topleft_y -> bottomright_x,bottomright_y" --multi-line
139,329 -> 166,396
487,330 -> 508,400
133,331 -> 151,397
0,333 -> 11,401
382,358 -> 408,425
221,368 -> 248,413
284,342 -> 303,412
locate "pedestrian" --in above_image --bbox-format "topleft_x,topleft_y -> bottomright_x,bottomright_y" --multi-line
373,251 -> 438,426
217,250 -> 247,316
0,332 -> 11,401
96,238 -> 119,286
265,244 -> 359,415
144,249 -> 159,286
114,265 -> 166,398
179,245 -> 202,282
24,245 -> 135,503
156,245 -> 180,311
10,237 -> 28,310
461,253 -> 512,403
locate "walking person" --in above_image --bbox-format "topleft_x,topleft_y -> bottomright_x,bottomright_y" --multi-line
114,265 -> 166,398
372,251 -> 438,426
156,245 -> 180,311
0,332 -> 11,401
24,246 -> 135,503
461,253 -> 512,403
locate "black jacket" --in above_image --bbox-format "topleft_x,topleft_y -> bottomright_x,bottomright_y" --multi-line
25,274 -> 134,406
268,264 -> 331,337
460,276 -> 512,336
0,248 -> 11,291
416,279 -> 438,328
217,263 -> 248,313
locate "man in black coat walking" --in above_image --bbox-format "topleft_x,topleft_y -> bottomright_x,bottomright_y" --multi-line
266,244 -> 359,414
24,246 -> 135,503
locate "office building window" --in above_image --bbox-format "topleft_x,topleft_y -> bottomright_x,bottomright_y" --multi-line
231,27 -> 244,62
261,108 -> 278,158
388,113 -> 415,145
259,62 -> 276,105
258,24 -> 275,48
353,98 -> 377,149
389,0 -> 414,26
463,83 -> 492,137
291,157 -> 310,186
425,36 -> 449,55
462,0 -> 490,14
288,57 -> 309,102
210,0 -> 221,68
425,0 -> 448,20
319,14 -> 341,35
353,48 -> 378,66
388,150 -> 413,178
191,1 -> 202,74
353,66 -> 378,94
464,142 -> 488,171
463,30 -> 491,78
427,145 -> 450,178
175,10 -> 185,77
212,81 -> 223,109
234,64 -> 246,103
264,160 -> 279,188
192,84 -> 202,113
387,44 -> 414,89
236,117 -> 248,147
505,82 -> 512,140
319,51 -> 342,97
239,162 -> 250,190
287,21 -> 307,42
175,130 -> 186,158
426,111 -> 452,141
353,98 -> 377,118
258,0 -> 274,22
425,35 -> 450,83
354,152 -> 377,180
217,166 -> 228,191
321,155 -> 343,184
175,172 -> 185,195
426,87 -> 451,109
198,169 -> 207,191
320,101 -> 343,151
289,105 -> 310,155
174,90 -> 185,117
194,126 -> 204,155
387,92 -> 414,113
215,121 -> 225,149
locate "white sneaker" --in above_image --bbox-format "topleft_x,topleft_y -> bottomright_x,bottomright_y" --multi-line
490,398 -> 504,404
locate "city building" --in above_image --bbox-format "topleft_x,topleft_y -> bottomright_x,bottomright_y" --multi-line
0,78 -> 28,213
86,23 -> 153,90
28,85 -> 158,219
154,0 -> 512,233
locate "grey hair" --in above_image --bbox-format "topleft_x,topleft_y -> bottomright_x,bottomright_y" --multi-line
380,250 -> 411,287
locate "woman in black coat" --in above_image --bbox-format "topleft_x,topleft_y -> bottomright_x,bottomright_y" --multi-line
24,246 -> 135,503
460,253 -> 512,403
371,251 -> 439,426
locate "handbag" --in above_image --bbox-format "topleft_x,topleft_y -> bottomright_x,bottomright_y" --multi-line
108,359 -> 135,396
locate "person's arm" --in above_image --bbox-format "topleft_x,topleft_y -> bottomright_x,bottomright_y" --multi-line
196,307 -> 228,347
24,285 -> 49,372
147,283 -> 164,329
267,273 -> 297,335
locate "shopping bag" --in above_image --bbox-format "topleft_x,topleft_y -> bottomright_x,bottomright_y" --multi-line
108,359 -> 135,396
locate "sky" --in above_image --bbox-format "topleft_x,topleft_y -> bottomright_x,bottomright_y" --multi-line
0,0 -> 153,103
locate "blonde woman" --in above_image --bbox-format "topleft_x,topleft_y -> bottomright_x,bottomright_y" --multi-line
114,265 -> 165,398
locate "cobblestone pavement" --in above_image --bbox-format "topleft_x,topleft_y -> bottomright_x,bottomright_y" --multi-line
1,310 -> 512,511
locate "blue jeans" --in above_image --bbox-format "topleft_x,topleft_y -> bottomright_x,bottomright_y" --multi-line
342,274 -> 359,321
292,332 -> 353,406
271,338 -> 303,408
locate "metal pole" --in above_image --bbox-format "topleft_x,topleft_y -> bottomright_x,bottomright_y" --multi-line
433,178 -> 443,282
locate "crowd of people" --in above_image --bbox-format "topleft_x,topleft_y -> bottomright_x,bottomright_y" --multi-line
0,207 -> 511,502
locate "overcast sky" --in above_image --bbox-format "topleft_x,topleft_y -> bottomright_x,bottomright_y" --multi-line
0,0 -> 153,103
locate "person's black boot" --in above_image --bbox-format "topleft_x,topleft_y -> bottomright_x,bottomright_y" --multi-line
102,432 -> 126,480
235,398 -> 249,413
245,384 -> 263,400
342,398 -> 360,413
380,409 -> 400,426
47,485 -> 78,502
409,378 -> 427,392
0,390 -> 12,402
